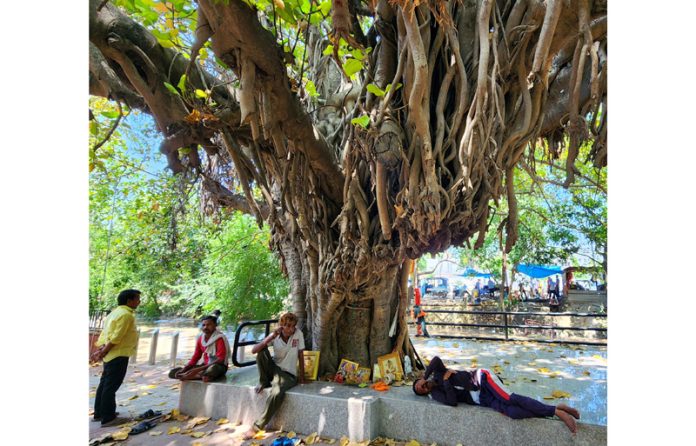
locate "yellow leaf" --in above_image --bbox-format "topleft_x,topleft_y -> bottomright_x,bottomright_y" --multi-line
405,441 -> 421,446
188,416 -> 210,427
156,401 -> 168,406
537,367 -> 550,374
551,390 -> 571,399
327,439 -> 336,444
340,436 -> 350,446
287,431 -> 296,438
127,394 -> 139,400
306,432 -> 319,444
112,430 -> 129,441
167,426 -> 181,435
193,443 -> 204,446
143,384 -> 158,389
254,430 -> 267,440
149,431 -> 163,436
216,418 -> 229,425
191,431 -> 206,438
171,408 -> 180,417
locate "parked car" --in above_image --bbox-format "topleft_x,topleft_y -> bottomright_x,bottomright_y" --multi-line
421,277 -> 449,298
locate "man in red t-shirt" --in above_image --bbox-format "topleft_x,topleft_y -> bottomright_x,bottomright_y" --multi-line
169,315 -> 230,382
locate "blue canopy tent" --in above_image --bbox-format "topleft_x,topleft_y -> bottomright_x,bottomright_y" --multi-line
516,264 -> 563,279
459,267 -> 492,278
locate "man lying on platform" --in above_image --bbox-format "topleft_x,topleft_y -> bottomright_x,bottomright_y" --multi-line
412,355 -> 581,433
168,315 -> 230,382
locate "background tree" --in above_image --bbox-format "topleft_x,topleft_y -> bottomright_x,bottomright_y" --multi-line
89,0 -> 607,373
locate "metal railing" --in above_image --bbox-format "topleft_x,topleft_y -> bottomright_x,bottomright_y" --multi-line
89,310 -> 109,330
232,319 -> 278,367
415,308 -> 607,346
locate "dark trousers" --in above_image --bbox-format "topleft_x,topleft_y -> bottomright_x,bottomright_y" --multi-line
94,356 -> 129,422
168,363 -> 228,380
479,369 -> 555,419
254,348 -> 297,429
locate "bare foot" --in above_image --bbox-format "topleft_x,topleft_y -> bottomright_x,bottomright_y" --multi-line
555,408 -> 577,433
557,403 -> 580,420
243,427 -> 258,440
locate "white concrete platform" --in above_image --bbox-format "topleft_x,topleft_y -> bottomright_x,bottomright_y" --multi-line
179,367 -> 606,446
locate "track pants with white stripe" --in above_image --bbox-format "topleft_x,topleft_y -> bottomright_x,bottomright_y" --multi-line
478,369 -> 556,419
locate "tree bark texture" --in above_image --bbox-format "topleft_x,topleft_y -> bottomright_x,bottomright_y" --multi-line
89,0 -> 607,374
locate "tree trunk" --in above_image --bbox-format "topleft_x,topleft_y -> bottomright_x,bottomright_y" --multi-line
88,0 -> 607,375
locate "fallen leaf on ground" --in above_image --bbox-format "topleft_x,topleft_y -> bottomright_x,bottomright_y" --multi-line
551,390 -> 571,399
305,432 -> 318,444
537,367 -> 550,374
187,416 -> 210,428
127,395 -> 139,400
405,440 -> 420,446
253,430 -> 267,439
143,384 -> 158,389
192,442 -> 203,446
149,431 -> 163,436
287,431 -> 296,438
216,418 -> 229,425
112,431 -> 129,441
167,426 -> 181,435
340,435 -> 350,446
190,431 -> 206,438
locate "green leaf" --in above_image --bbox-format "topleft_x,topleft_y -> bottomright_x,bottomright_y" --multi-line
164,82 -> 180,96
343,59 -> 363,78
319,0 -> 331,16
305,80 -> 319,98
215,57 -> 229,69
157,38 -> 175,48
366,84 -> 385,97
195,89 -> 208,99
385,83 -> 403,94
350,48 -> 365,61
177,74 -> 187,93
351,115 -> 370,129
100,110 -> 120,119
322,44 -> 334,56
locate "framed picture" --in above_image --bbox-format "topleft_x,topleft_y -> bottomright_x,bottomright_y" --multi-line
354,367 -> 371,384
303,351 -> 320,381
372,363 -> 382,382
338,358 -> 359,376
378,352 -> 404,381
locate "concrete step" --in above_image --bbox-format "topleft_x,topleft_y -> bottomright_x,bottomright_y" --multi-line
179,367 -> 606,446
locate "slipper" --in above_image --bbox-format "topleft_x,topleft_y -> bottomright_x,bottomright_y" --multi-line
130,419 -> 157,435
135,409 -> 162,420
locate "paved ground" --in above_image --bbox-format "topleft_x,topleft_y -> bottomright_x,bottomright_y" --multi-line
89,334 -> 606,445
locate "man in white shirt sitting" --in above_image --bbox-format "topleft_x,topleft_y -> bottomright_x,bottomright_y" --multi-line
244,312 -> 306,439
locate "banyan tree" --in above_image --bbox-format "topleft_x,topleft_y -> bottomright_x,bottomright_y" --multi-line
89,0 -> 607,374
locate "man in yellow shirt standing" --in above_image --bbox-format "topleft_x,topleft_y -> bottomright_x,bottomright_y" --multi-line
91,289 -> 141,427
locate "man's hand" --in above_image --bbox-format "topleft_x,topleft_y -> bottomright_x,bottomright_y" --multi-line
444,370 -> 454,381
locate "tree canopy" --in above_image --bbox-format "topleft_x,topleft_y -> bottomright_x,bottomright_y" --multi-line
89,0 -> 607,372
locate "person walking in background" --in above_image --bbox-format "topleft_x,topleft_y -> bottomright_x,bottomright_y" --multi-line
413,288 -> 430,337
91,289 -> 141,427
168,315 -> 230,382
